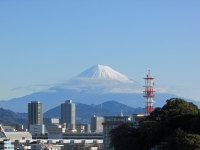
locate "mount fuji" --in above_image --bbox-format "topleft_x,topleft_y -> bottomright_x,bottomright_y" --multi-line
53,64 -> 142,94
77,64 -> 134,82
0,65 -> 198,113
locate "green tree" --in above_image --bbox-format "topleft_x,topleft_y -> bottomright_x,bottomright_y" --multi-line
110,123 -> 139,150
110,98 -> 200,150
171,128 -> 200,150
161,98 -> 199,120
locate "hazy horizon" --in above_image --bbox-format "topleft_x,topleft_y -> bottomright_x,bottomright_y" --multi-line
0,1 -> 200,101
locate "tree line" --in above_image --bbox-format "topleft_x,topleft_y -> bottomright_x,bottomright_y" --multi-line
110,98 -> 200,150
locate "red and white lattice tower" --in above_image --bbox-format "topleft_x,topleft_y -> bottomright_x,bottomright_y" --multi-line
144,70 -> 155,115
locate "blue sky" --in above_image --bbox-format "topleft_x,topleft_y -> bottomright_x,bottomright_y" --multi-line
0,0 -> 200,101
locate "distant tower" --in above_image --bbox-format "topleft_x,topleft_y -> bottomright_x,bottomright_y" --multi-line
28,101 -> 43,126
144,70 -> 155,115
61,100 -> 76,130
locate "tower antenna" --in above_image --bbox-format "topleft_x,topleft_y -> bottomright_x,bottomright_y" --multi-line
144,70 -> 155,115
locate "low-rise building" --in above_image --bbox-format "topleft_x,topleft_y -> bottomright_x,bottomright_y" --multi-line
48,124 -> 66,139
3,124 -> 25,132
0,139 -> 14,150
84,124 -> 91,133
132,114 -> 145,128
5,132 -> 32,140
29,124 -> 45,136
76,124 -> 85,133
91,115 -> 104,133
102,116 -> 131,150
50,118 -> 60,124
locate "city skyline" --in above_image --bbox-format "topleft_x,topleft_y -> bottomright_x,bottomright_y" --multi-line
0,1 -> 200,102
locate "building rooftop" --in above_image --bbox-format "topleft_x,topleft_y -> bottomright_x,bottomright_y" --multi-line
5,132 -> 32,140
104,116 -> 131,118
30,101 -> 41,103
65,100 -> 72,103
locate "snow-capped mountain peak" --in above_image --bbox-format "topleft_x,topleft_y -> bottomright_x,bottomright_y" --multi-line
77,64 -> 134,83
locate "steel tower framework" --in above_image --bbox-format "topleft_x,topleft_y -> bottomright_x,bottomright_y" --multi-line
144,70 -> 155,115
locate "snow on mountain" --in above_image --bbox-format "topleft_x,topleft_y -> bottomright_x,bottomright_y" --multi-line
77,64 -> 134,83
0,64 -> 198,113
53,65 -> 143,93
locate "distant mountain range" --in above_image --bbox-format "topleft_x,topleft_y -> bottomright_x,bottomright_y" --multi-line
1,99 -> 200,125
0,65 -> 199,113
0,101 -> 144,125
0,108 -> 27,126
44,101 -> 145,123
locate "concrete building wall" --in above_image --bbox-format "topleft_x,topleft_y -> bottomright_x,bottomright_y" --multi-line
29,124 -> 45,135
91,116 -> 103,133
84,124 -> 91,133
61,100 -> 76,130
5,132 -> 32,140
48,124 -> 65,139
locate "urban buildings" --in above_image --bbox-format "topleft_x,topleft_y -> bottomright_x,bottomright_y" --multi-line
84,124 -> 91,133
28,101 -> 43,126
0,124 -> 32,141
48,118 -> 66,139
1,99 -> 136,150
91,115 -> 104,133
2,124 -> 24,132
76,124 -> 85,133
0,140 -> 14,150
29,124 -> 45,135
61,100 -> 76,131
132,114 -> 145,128
48,124 -> 66,139
28,101 -> 45,135
4,132 -> 32,141
102,115 -> 131,150
50,118 -> 60,124
76,124 -> 91,133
